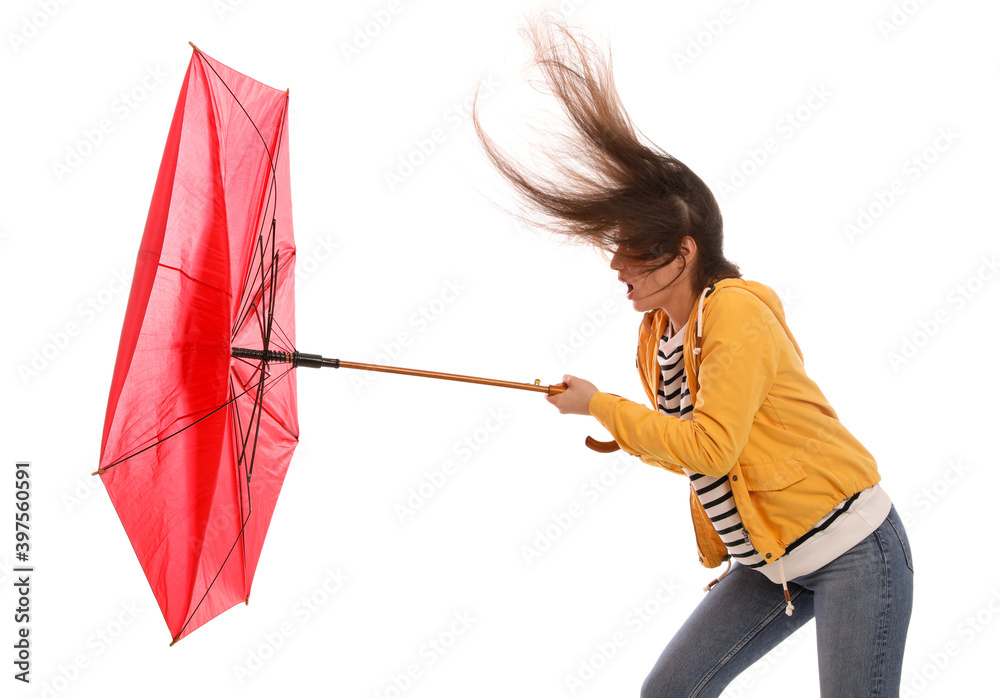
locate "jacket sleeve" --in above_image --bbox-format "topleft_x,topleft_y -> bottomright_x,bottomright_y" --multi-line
588,289 -> 779,478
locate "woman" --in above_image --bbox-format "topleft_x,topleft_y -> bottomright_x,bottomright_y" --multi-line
474,17 -> 913,697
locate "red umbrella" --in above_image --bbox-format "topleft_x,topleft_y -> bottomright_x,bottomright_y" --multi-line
96,45 -> 602,645
96,45 -> 299,645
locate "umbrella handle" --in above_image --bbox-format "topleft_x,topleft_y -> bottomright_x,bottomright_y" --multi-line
584,436 -> 621,453
546,382 -> 621,453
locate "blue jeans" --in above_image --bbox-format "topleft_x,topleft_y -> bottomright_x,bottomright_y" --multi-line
641,506 -> 914,697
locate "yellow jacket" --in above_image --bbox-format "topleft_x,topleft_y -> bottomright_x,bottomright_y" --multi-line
588,278 -> 881,569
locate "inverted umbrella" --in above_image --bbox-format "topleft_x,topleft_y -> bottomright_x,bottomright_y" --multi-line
96,45 -> 607,645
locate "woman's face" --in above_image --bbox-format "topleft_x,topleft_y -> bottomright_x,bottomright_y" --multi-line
609,236 -> 697,314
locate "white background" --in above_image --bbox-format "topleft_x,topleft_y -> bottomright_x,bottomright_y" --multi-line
2,0 -> 998,696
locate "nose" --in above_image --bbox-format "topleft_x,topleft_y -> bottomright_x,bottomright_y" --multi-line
609,248 -> 624,271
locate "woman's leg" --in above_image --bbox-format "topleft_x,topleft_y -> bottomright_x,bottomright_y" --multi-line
795,506 -> 914,697
641,563 -> 814,698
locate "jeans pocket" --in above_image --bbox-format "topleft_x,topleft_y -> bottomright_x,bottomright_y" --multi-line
886,506 -> 914,573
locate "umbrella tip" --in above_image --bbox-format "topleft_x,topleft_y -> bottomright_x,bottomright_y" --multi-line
245,595 -> 250,606
170,636 -> 180,647
91,468 -> 105,477
188,41 -> 201,53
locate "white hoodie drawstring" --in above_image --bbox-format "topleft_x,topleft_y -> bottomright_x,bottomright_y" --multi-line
692,286 -> 713,357
778,558 -> 795,616
703,557 -> 796,616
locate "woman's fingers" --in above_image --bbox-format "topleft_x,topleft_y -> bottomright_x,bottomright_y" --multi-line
545,374 -> 597,415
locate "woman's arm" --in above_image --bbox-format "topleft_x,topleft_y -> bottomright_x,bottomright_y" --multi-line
555,289 -> 782,477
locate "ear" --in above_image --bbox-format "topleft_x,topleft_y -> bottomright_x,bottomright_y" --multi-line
680,235 -> 699,261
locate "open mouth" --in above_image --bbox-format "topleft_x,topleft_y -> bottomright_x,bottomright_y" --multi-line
618,275 -> 635,299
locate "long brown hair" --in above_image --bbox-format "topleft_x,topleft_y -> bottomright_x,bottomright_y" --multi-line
473,16 -> 741,293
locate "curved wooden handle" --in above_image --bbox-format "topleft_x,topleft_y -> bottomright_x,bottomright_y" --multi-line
584,436 -> 620,453
545,383 -> 618,452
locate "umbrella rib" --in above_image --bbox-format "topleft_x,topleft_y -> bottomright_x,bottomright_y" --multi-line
175,367 -> 265,643
194,50 -> 279,182
232,230 -> 274,342
259,249 -> 294,348
177,356 -> 296,643
233,208 -> 278,341
156,261 -> 229,295
231,367 -> 265,486
235,247 -> 295,349
241,246 -> 272,485
230,232 -> 277,490
239,92 -> 290,351
232,116 -> 283,341
245,249 -> 280,483
233,263 -> 266,340
260,369 -> 298,439
196,47 -> 284,349
97,383 -> 257,474
268,313 -> 293,355
175,508 -> 253,643
232,216 -> 277,344
229,373 -> 252,606
230,361 -> 298,440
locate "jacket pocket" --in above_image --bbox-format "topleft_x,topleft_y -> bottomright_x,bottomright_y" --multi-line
739,459 -> 807,491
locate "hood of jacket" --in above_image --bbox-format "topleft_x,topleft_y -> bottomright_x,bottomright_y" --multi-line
637,278 -> 803,407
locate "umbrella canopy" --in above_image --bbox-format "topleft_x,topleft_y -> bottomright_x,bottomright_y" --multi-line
97,45 -> 297,644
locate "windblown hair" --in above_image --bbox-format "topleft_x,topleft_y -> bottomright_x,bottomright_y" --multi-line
473,16 -> 741,292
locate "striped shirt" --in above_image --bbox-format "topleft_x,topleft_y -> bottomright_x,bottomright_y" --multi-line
655,319 -> 890,577
656,321 -> 767,568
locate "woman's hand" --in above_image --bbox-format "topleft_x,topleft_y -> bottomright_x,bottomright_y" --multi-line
546,375 -> 598,415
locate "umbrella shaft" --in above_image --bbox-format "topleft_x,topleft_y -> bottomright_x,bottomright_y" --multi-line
334,360 -> 563,394
230,347 -> 565,394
